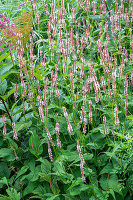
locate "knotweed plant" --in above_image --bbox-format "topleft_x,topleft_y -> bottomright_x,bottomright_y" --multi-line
0,0 -> 133,199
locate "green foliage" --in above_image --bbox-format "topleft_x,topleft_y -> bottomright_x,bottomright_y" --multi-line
0,0 -> 133,199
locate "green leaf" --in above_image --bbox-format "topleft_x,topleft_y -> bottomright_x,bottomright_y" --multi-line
40,158 -> 51,174
0,148 -> 15,161
104,144 -> 120,159
32,185 -> 46,196
0,162 -> 11,179
0,70 -> 19,82
29,132 -> 43,156
6,188 -> 20,200
68,182 -> 89,196
99,174 -> 122,193
0,177 -> 8,187
0,52 -> 10,63
7,138 -> 18,149
16,166 -> 29,179
15,121 -> 32,132
0,102 -> 8,112
47,195 -> 60,200
59,150 -> 80,162
83,153 -> 93,161
23,182 -> 38,196
0,79 -> 7,95
0,63 -> 13,76
0,196 -> 10,200
26,165 -> 41,182
100,163 -> 113,175
109,189 -> 116,200
2,86 -> 21,101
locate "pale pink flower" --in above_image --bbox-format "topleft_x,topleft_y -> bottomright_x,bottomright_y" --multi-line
93,1 -> 96,16
77,140 -> 86,182
46,139 -> 53,162
45,124 -> 54,146
103,116 -> 108,134
114,104 -> 119,126
55,113 -> 61,148
83,111 -> 87,134
82,86 -> 86,106
78,106 -> 84,127
37,95 -> 44,123
11,146 -> 19,160
124,74 -> 128,97
12,116 -> 18,140
64,108 -> 73,135
30,35 -> 34,79
131,65 -> 133,86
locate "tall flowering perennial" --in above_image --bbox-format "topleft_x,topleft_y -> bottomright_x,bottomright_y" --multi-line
55,113 -> 61,148
93,1 -> 97,16
45,124 -> 54,146
64,108 -> 73,135
54,65 -> 60,100
43,77 -> 49,116
112,66 -> 116,95
12,116 -> 18,140
91,66 -> 101,103
32,0 -> 39,27
30,34 -> 34,79
46,139 -> 53,162
37,94 -> 44,123
83,111 -> 87,134
82,86 -> 86,107
131,65 -> 133,86
78,106 -> 84,127
11,146 -> 19,160
77,140 -> 86,182
103,115 -> 108,135
114,104 -> 119,126
124,74 -> 128,116
17,1 -> 26,9
19,56 -> 26,96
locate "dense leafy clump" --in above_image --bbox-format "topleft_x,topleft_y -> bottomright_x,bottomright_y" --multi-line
0,0 -> 133,199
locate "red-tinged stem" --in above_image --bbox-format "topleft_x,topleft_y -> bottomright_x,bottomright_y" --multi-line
0,96 -> 12,123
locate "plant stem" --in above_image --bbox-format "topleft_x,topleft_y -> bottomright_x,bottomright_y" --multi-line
0,96 -> 12,123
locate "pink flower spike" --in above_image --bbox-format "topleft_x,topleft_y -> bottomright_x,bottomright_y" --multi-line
46,139 -> 53,162
12,116 -> 18,140
77,140 -> 86,182
103,115 -> 108,135
45,124 -> 54,146
114,104 -> 119,126
55,113 -> 61,148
